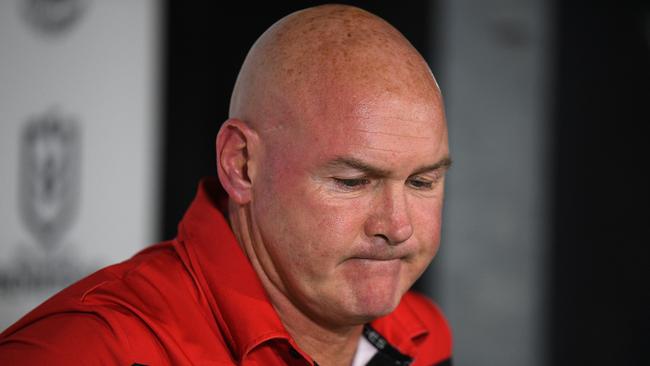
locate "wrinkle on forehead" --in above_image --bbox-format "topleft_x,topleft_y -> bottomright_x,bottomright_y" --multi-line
349,129 -> 434,140
229,4 -> 444,137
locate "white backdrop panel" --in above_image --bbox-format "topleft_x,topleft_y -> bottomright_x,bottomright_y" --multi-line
0,0 -> 161,330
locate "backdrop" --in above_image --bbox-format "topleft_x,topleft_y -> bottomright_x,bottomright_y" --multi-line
0,0 -> 161,330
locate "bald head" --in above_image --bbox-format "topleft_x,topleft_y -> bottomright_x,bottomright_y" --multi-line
229,4 -> 442,132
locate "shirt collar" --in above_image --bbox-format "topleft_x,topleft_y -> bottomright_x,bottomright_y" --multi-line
176,178 -> 292,361
371,295 -> 430,356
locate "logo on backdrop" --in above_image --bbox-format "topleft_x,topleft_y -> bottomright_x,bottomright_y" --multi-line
0,109 -> 90,297
22,0 -> 87,35
20,109 -> 81,252
0,109 -> 91,295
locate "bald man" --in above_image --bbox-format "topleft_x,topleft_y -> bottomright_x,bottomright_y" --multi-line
0,5 -> 452,366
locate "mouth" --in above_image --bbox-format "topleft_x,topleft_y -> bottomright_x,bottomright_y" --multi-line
348,247 -> 412,262
340,244 -> 415,266
349,256 -> 404,262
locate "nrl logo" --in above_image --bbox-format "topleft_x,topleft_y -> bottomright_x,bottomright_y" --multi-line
20,110 -> 81,252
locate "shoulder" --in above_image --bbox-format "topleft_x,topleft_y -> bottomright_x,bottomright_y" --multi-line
0,241 -> 203,364
0,311 -> 166,365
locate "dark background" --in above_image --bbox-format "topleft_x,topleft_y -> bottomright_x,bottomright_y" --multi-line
161,1 -> 648,365
549,1 -> 648,364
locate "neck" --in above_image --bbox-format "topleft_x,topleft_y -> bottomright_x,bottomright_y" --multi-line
229,203 -> 363,366
268,278 -> 363,366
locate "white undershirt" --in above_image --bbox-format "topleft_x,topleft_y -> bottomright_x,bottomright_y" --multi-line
351,334 -> 379,366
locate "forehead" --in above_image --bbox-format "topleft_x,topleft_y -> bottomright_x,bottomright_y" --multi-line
278,91 -> 448,172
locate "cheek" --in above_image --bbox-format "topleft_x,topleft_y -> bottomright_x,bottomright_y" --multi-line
254,164 -> 367,268
308,200 -> 368,255
285,192 -> 367,259
411,198 -> 444,256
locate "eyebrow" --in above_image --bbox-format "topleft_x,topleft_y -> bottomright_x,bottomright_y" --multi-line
326,156 -> 452,178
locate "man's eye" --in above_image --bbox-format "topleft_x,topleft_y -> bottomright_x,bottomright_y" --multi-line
408,178 -> 433,189
333,178 -> 369,189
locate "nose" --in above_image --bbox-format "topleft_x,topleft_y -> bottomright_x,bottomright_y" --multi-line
364,184 -> 414,245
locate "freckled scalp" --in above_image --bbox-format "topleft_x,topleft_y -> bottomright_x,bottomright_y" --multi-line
229,4 -> 443,133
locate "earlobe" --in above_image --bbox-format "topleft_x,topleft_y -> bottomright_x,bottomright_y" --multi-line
216,119 -> 257,205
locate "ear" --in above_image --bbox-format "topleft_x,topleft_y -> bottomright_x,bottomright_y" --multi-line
216,118 -> 259,205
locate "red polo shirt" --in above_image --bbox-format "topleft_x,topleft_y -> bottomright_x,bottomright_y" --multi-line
0,178 -> 452,365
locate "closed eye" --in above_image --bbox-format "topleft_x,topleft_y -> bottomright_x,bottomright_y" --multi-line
408,179 -> 432,189
333,178 -> 370,190
408,177 -> 436,190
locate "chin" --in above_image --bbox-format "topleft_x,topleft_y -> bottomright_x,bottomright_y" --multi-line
342,299 -> 400,326
332,259 -> 414,323
343,281 -> 405,322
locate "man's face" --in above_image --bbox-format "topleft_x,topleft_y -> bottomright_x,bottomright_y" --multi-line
249,90 -> 449,327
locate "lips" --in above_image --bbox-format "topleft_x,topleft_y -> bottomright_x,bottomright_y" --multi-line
350,255 -> 403,262
348,246 -> 414,262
